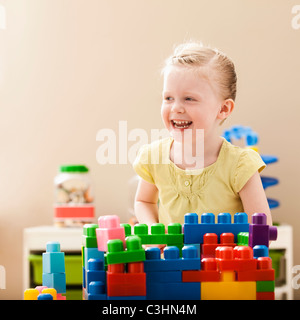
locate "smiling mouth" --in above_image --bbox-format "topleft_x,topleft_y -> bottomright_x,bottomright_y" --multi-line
171,120 -> 193,129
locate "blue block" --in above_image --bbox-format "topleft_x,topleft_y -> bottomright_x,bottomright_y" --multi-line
146,270 -> 182,283
84,247 -> 105,269
86,259 -> 106,293
253,245 -> 269,259
147,282 -> 201,300
87,281 -> 107,300
42,272 -> 66,293
184,212 -> 249,244
144,246 -> 200,272
42,252 -> 65,273
37,293 -> 53,300
42,241 -> 65,274
82,266 -> 86,288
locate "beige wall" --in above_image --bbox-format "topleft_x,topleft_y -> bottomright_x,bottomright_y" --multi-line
0,0 -> 299,299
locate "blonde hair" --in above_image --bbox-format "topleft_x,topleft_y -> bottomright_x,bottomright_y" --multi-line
163,41 -> 237,102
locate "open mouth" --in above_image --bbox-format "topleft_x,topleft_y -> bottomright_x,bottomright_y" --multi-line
171,120 -> 193,129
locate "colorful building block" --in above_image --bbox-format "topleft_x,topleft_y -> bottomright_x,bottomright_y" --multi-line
106,235 -> 145,265
237,257 -> 275,281
182,258 -> 220,282
201,281 -> 256,300
24,288 -> 39,300
201,232 -> 236,259
256,291 -> 275,300
82,224 -> 99,248
37,293 -> 53,300
41,288 -> 57,300
42,242 -> 65,274
133,223 -> 184,246
79,211 -> 277,301
184,212 -> 249,244
146,281 -> 201,300
84,247 -> 105,269
96,215 -> 126,252
42,241 -> 66,294
248,213 -> 277,248
42,273 -> 66,294
143,246 -> 200,272
87,281 -> 107,300
253,245 -> 269,259
146,270 -> 182,283
86,259 -> 106,293
107,262 -> 146,297
237,232 -> 249,246
256,280 -> 275,292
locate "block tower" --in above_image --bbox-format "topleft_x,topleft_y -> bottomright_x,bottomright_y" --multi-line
42,241 -> 66,299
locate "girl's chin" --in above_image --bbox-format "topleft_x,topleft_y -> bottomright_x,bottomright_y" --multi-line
169,126 -> 205,143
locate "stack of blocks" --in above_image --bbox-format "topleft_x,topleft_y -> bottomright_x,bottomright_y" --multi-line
24,241 -> 66,300
42,241 -> 66,299
80,212 -> 277,300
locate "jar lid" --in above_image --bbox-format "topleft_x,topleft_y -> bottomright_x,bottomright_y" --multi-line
59,165 -> 89,173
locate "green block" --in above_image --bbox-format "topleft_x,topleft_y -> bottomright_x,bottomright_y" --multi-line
82,223 -> 99,248
133,223 -> 184,246
106,235 -> 145,265
237,232 -> 249,246
121,223 -> 132,237
81,246 -> 85,267
256,281 -> 275,292
82,235 -> 98,248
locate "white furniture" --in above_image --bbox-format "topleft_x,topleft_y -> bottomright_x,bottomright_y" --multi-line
270,224 -> 293,300
23,226 -> 82,292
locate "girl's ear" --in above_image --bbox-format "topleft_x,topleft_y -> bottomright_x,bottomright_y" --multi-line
217,99 -> 235,121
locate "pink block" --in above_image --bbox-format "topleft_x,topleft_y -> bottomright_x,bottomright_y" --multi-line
96,215 -> 126,251
57,294 -> 66,300
35,286 -> 48,293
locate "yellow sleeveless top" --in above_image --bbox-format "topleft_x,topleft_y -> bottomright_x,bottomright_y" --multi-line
133,137 -> 266,226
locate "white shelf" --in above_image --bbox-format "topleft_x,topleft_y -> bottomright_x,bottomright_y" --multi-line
23,225 -> 83,292
270,224 -> 293,300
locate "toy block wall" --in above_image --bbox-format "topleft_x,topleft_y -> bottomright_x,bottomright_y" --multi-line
80,212 -> 277,300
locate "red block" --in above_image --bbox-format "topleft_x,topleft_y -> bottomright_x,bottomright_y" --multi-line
237,269 -> 275,281
107,272 -> 146,297
234,246 -> 257,272
201,233 -> 236,259
216,247 -> 236,271
256,292 -> 275,300
182,270 -> 220,282
182,258 -> 220,282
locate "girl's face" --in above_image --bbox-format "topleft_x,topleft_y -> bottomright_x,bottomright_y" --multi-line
161,65 -> 223,142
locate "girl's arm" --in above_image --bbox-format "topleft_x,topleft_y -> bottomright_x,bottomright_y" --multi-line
134,178 -> 159,225
238,171 -> 273,226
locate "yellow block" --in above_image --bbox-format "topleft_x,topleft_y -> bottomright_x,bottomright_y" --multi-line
201,281 -> 256,300
42,288 -> 57,300
24,288 -> 39,300
220,271 -> 235,282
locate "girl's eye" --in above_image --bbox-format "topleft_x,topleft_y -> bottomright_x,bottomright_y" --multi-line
185,97 -> 194,101
164,96 -> 173,101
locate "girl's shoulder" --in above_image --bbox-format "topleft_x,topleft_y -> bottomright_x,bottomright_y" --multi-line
133,137 -> 172,166
221,138 -> 263,164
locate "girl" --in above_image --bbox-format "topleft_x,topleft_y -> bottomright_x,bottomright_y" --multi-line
133,42 -> 272,228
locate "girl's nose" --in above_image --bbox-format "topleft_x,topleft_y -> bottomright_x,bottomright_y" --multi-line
171,101 -> 185,113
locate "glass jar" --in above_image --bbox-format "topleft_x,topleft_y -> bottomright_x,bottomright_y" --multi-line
54,165 -> 95,227
54,165 -> 94,205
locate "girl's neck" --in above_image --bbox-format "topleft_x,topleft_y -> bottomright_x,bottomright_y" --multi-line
170,134 -> 223,170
